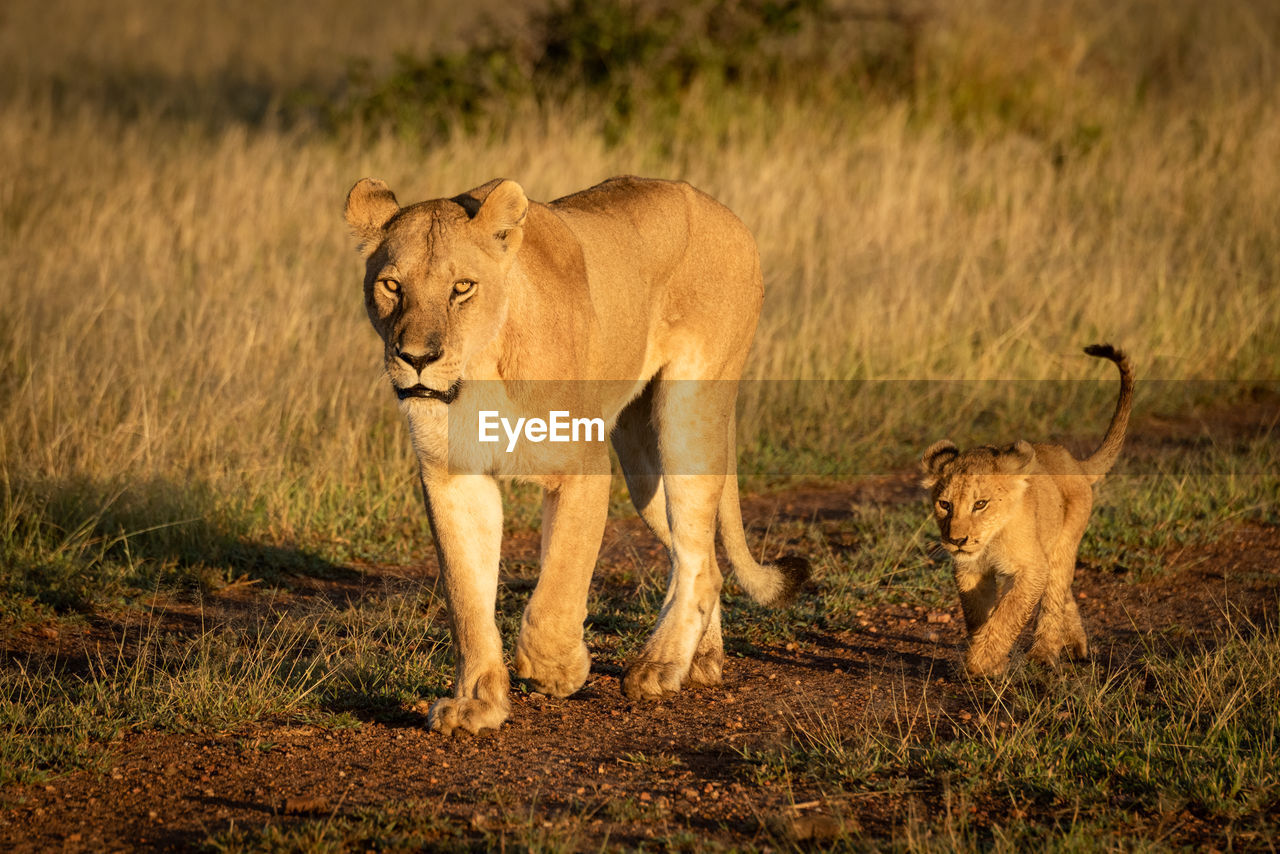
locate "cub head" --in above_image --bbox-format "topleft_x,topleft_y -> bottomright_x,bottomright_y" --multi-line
343,178 -> 529,403
920,439 -> 1035,562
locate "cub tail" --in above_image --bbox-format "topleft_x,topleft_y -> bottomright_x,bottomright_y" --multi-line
1081,344 -> 1134,481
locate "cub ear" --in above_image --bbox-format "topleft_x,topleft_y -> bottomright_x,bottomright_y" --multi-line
473,179 -> 528,253
344,178 -> 400,256
921,440 -> 959,489
997,440 -> 1035,474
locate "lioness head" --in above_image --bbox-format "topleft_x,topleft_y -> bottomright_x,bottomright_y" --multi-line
920,440 -> 1035,562
344,178 -> 529,403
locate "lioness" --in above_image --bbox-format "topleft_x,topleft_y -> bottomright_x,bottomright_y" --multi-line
921,345 -> 1134,677
344,176 -> 808,734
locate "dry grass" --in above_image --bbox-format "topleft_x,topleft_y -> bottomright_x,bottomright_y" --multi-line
1,0 -> 1278,591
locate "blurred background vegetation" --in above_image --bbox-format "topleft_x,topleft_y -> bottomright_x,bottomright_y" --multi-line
1,0 -> 1278,616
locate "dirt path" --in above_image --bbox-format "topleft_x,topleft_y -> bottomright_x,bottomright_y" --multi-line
2,475 -> 1277,851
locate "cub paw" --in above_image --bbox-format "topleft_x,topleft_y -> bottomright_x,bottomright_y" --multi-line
515,639 -> 591,698
964,649 -> 1009,678
622,659 -> 686,700
1028,641 -> 1063,668
426,696 -> 509,736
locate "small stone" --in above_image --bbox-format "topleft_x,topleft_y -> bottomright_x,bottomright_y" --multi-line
927,612 -> 952,624
681,787 -> 700,801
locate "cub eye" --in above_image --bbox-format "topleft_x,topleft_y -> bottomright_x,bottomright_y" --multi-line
379,278 -> 400,294
453,279 -> 476,297
972,499 -> 988,511
936,499 -> 952,512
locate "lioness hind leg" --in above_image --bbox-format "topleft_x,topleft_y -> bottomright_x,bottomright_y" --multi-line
515,464 -> 611,698
623,379 -> 732,700
614,379 -> 725,686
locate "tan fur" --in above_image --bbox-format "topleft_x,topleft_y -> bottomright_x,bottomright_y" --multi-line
921,345 -> 1134,677
344,176 -> 808,735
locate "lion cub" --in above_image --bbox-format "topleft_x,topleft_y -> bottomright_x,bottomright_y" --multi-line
921,345 -> 1134,677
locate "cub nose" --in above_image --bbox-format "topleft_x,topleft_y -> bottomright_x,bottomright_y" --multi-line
395,342 -> 443,373
944,534 -> 969,547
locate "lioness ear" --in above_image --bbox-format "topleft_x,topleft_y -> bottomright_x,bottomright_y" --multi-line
473,179 -> 528,254
997,440 -> 1035,474
344,178 -> 400,256
921,440 -> 959,489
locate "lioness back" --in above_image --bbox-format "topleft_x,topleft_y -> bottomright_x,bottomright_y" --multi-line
550,178 -> 763,366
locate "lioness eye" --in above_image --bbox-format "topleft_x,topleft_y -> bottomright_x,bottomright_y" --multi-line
453,279 -> 476,296
937,500 -> 951,512
973,499 -> 988,511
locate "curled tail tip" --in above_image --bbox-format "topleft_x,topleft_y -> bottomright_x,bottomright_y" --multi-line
762,555 -> 811,607
1084,343 -> 1131,369
1084,343 -> 1121,360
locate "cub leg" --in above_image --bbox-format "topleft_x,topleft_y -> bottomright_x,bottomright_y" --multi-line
422,473 -> 510,735
515,465 -> 611,697
1029,555 -> 1075,666
1063,597 -> 1089,659
965,556 -> 1048,677
954,566 -> 999,635
1032,491 -> 1093,665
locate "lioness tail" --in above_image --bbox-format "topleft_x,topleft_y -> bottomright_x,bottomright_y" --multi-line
1082,344 -> 1134,480
717,469 -> 810,606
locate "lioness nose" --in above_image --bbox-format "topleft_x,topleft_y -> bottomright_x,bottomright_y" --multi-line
395,342 -> 443,373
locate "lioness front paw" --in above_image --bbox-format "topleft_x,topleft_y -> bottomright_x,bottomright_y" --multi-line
426,696 -> 509,736
515,639 -> 590,698
622,659 -> 686,700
